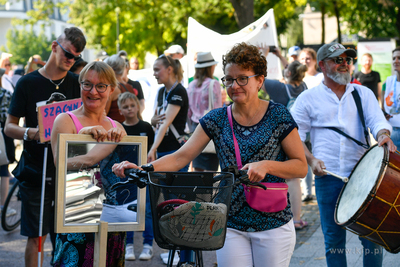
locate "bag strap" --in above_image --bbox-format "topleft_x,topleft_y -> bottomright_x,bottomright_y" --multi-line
284,84 -> 292,99
3,76 -> 15,90
169,124 -> 180,139
324,88 -> 370,149
351,89 -> 370,148
324,127 -> 369,149
119,82 -> 128,93
208,80 -> 215,111
227,105 -> 242,169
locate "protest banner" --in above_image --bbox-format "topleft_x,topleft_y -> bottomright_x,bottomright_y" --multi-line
187,9 -> 281,80
37,98 -> 82,142
128,9 -> 280,124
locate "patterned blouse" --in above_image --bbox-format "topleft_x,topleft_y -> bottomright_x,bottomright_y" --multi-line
199,101 -> 297,232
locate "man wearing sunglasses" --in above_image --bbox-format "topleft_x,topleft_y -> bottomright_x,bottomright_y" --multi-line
4,27 -> 86,267
291,42 -> 396,267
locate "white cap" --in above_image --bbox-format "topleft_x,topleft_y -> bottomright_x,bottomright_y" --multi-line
164,45 -> 185,55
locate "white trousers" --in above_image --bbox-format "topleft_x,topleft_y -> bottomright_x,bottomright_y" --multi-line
216,219 -> 295,267
100,199 -> 137,223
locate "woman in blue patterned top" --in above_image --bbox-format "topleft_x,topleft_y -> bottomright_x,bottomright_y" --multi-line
113,42 -> 307,267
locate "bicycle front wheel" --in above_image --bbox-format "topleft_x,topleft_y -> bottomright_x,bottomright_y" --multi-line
1,182 -> 21,231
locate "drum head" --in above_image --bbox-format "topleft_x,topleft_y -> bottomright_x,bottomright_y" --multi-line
336,145 -> 386,224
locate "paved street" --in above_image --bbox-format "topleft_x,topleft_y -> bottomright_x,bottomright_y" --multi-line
2,198 -> 398,266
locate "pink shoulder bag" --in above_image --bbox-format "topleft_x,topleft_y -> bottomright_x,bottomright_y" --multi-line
227,105 -> 288,213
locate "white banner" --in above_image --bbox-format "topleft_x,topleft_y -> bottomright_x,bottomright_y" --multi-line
129,9 -> 281,123
187,9 -> 281,80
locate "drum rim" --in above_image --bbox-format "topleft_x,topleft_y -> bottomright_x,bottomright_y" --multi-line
334,144 -> 389,226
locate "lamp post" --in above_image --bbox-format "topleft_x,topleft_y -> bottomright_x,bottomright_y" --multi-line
115,7 -> 120,53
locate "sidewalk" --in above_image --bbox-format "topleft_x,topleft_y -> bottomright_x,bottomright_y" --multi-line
289,199 -> 399,267
1,198 -> 398,266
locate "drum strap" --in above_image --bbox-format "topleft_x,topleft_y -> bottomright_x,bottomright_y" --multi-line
325,89 -> 370,149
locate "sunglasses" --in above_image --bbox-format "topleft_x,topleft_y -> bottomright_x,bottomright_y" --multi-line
327,57 -> 353,65
56,40 -> 81,61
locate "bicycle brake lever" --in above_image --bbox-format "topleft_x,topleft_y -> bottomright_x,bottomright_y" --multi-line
110,169 -> 149,190
238,174 -> 267,190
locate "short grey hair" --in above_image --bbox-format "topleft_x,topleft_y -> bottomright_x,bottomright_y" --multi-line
104,54 -> 125,76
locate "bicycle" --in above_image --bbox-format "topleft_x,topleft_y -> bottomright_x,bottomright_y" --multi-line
1,180 -> 21,231
112,165 -> 264,267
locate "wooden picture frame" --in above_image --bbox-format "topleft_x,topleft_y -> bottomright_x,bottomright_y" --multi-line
55,134 -> 147,233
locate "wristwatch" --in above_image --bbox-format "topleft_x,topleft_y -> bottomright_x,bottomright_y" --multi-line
23,128 -> 31,141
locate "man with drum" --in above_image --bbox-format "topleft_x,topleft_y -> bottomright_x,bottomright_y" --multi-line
291,42 -> 397,267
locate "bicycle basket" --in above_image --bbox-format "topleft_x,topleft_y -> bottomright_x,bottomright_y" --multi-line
148,171 -> 234,250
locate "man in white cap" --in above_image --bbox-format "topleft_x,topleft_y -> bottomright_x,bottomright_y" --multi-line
288,45 -> 300,63
291,42 -> 396,267
164,44 -> 185,60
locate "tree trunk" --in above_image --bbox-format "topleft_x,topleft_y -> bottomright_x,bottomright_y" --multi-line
333,0 -> 341,43
396,6 -> 400,45
321,3 -> 326,44
229,0 -> 254,29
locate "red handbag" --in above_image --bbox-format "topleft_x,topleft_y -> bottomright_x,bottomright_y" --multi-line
227,106 -> 288,213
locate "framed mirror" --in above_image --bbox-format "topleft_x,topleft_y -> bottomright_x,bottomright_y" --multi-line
55,134 -> 147,233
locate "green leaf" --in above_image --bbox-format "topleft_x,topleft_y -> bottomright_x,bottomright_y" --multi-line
213,228 -> 224,236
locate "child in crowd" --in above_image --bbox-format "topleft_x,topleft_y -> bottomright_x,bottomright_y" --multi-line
118,92 -> 155,261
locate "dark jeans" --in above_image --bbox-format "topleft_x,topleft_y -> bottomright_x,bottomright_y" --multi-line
126,187 -> 154,246
315,175 -> 383,267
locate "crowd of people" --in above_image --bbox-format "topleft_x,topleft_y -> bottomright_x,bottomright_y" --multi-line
0,24 -> 399,267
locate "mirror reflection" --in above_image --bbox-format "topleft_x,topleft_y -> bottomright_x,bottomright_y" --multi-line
65,142 -> 141,225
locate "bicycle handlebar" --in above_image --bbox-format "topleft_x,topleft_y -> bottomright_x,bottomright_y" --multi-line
110,165 -> 266,190
222,165 -> 267,190
110,168 -> 149,190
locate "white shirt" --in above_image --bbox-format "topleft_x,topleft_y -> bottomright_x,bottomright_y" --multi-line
303,72 -> 324,89
383,75 -> 400,127
1,74 -> 14,94
291,82 -> 391,177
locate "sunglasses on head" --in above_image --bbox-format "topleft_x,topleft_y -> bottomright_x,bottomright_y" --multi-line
328,57 -> 353,65
56,40 -> 81,61
158,54 -> 173,66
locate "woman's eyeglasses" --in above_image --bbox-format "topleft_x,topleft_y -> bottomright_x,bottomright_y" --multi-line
327,57 -> 353,65
56,40 -> 82,61
80,82 -> 110,93
221,74 -> 259,87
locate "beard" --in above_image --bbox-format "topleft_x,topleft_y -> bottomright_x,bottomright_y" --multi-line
326,68 -> 351,85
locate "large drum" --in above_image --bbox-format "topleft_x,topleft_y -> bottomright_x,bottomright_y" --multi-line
335,144 -> 400,253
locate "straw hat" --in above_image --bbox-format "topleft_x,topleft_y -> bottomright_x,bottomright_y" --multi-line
195,52 -> 218,68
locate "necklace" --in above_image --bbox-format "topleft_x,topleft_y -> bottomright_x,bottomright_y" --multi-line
43,66 -> 66,90
234,101 -> 261,126
246,102 -> 261,126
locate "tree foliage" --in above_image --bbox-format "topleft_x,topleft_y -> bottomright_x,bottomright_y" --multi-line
309,0 -> 400,42
340,0 -> 400,40
0,27 -> 53,66
254,0 -> 306,35
13,0 -> 306,62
